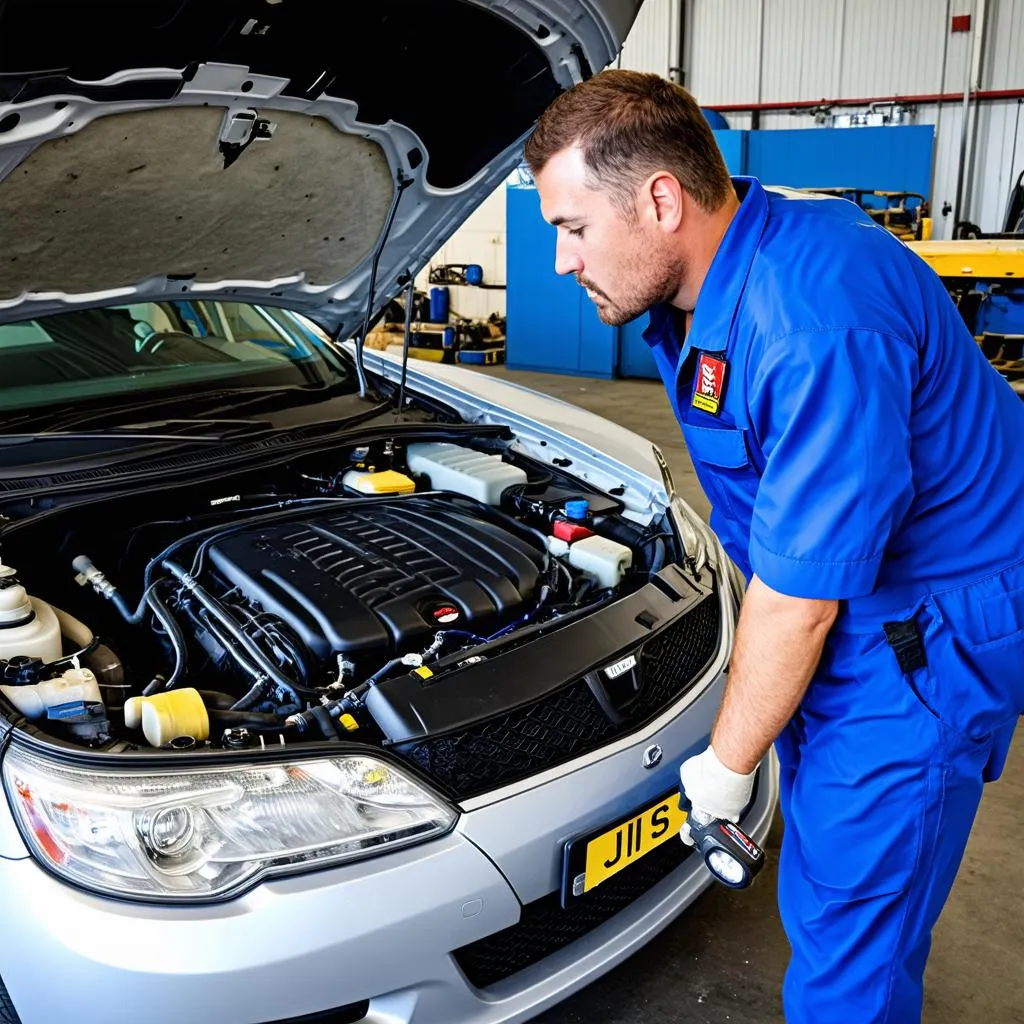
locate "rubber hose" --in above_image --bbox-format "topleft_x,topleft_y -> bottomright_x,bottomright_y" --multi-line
208,709 -> 290,731
162,559 -> 310,705
230,678 -> 269,712
145,587 -> 188,691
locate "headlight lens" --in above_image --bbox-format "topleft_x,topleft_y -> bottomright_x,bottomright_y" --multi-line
2,748 -> 456,902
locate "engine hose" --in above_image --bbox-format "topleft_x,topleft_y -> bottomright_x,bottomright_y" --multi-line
230,677 -> 271,712
192,607 -> 275,710
440,495 -> 551,555
162,559 -> 312,705
438,629 -> 488,647
242,613 -> 316,684
143,586 -> 188,693
365,657 -> 405,688
208,709 -> 292,732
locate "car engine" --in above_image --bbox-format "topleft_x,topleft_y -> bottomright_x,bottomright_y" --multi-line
0,437 -> 685,757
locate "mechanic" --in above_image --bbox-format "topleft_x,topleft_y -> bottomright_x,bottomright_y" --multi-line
525,69 -> 1024,1023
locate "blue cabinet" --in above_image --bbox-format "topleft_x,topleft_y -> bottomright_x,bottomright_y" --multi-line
506,182 -> 657,378
506,183 -> 620,378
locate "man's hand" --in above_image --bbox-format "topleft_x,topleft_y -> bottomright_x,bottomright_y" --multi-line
678,745 -> 756,845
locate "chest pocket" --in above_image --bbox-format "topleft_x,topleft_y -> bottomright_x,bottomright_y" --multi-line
682,423 -> 761,524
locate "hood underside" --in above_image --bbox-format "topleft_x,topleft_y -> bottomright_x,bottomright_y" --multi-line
0,0 -> 637,335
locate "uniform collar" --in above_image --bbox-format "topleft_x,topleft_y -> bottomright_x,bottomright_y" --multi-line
643,176 -> 769,374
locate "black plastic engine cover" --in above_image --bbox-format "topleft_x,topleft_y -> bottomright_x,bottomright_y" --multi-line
207,500 -> 544,659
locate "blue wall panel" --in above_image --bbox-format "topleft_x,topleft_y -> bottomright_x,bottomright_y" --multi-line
506,183 -> 617,378
744,125 -> 935,198
618,318 -> 658,379
712,129 -> 749,176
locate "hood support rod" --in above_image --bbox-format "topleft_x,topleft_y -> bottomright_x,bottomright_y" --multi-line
398,271 -> 415,411
354,169 -> 413,399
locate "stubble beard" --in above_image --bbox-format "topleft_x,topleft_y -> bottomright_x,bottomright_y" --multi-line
584,252 -> 686,327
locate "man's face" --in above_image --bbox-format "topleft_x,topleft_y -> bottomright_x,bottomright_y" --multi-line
534,146 -> 683,326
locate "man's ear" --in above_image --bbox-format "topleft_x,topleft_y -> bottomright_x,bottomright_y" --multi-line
643,172 -> 684,233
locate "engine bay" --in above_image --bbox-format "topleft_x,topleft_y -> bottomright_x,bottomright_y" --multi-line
0,433 -> 685,757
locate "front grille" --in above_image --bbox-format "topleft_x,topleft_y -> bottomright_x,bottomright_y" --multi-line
453,769 -> 761,990
399,589 -> 721,799
454,835 -> 693,988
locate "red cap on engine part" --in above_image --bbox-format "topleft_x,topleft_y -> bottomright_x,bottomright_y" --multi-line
553,520 -> 595,543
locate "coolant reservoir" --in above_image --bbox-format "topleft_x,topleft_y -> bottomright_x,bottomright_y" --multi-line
567,535 -> 633,589
0,564 -> 62,664
406,442 -> 528,505
1,666 -> 102,720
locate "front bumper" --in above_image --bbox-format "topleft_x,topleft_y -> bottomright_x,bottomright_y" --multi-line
0,664 -> 778,1024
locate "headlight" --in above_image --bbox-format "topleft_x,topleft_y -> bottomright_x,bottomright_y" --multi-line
2,747 -> 456,903
669,496 -> 745,610
669,495 -> 712,575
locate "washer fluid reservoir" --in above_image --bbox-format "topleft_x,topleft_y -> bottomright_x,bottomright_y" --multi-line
2,667 -> 102,720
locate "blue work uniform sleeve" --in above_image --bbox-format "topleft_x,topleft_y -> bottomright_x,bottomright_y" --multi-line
746,328 -> 918,599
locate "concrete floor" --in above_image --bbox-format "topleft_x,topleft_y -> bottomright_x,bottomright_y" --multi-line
470,364 -> 1024,1024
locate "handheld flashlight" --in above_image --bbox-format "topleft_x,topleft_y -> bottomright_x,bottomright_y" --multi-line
684,807 -> 764,889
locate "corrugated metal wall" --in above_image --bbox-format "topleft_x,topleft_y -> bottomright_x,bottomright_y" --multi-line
431,0 -> 1021,288
616,0 -> 683,75
684,0 -> 1024,237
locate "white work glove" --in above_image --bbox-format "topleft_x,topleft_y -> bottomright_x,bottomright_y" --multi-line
678,745 -> 756,846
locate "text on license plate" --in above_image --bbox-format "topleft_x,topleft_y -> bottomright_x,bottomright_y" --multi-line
583,792 -> 689,893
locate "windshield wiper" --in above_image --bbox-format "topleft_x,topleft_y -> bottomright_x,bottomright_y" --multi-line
0,419 -> 277,447
0,382 -> 340,436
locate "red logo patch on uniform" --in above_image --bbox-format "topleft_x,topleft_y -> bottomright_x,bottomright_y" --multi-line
692,353 -> 727,416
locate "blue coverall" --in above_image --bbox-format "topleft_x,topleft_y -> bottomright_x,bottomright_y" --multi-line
644,178 -> 1024,1022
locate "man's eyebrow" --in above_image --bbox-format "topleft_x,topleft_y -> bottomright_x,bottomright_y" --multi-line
549,215 -> 579,227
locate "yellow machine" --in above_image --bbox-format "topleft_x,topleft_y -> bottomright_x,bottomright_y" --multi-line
907,240 -> 1024,394
905,239 -> 1024,280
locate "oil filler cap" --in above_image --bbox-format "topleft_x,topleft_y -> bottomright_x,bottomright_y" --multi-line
423,600 -> 462,625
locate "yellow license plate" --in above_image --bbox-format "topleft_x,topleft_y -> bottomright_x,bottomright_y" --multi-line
580,791 -> 688,894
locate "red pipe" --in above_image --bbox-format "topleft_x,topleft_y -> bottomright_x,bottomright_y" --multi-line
707,87 -> 1024,114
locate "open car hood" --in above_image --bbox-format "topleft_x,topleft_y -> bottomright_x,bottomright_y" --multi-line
0,0 -> 639,336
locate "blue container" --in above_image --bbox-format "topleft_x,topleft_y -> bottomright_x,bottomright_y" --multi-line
429,286 -> 450,323
564,500 -> 590,521
465,263 -> 484,285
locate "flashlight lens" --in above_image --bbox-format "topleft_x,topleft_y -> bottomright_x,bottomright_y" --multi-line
707,848 -> 747,887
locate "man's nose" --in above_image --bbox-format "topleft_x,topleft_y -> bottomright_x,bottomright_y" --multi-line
554,239 -> 583,277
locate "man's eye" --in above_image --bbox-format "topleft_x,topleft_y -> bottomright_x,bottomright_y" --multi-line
567,226 -> 585,239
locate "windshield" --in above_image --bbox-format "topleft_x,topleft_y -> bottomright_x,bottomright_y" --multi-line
0,299 -> 350,414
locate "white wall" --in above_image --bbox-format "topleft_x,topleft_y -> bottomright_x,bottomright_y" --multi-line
685,0 -> 1024,237
415,183 -> 507,322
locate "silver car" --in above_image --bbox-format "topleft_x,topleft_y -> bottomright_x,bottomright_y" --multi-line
0,2 -> 778,1022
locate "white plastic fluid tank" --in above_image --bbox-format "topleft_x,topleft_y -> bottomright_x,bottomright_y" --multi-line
406,442 -> 528,505
1,667 -> 102,720
0,565 -> 62,664
567,535 -> 633,589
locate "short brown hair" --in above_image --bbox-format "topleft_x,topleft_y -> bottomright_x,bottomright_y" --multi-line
524,69 -> 733,216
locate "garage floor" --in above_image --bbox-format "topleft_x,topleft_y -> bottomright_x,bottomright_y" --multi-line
472,365 -> 1024,1024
